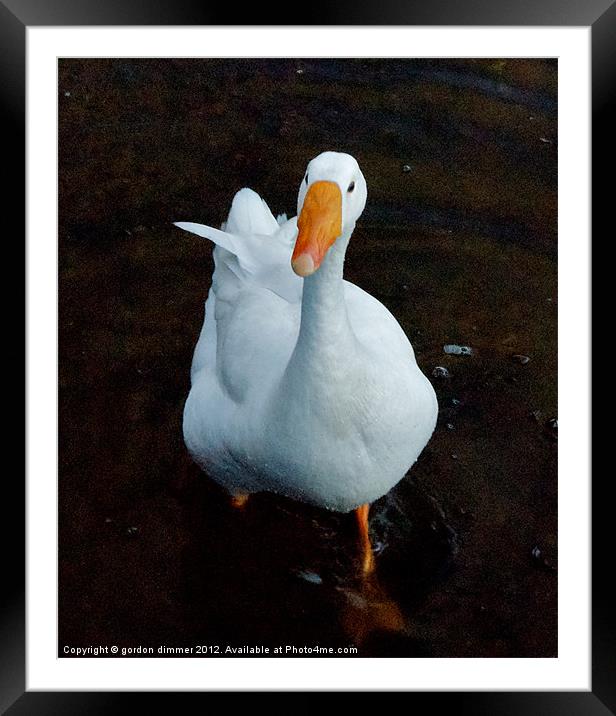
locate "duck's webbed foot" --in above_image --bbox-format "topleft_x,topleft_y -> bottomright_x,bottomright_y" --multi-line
230,493 -> 250,510
355,503 -> 375,576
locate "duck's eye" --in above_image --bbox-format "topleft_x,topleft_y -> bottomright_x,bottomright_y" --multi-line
347,181 -> 355,193
305,174 -> 309,185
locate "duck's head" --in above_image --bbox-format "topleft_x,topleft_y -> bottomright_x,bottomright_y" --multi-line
292,152 -> 367,277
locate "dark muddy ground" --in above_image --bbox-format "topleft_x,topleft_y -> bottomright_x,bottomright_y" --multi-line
58,58 -> 557,658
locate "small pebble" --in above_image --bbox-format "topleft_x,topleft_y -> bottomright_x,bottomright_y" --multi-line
451,398 -> 461,406
432,366 -> 451,379
451,453 -> 458,460
296,68 -> 304,75
104,517 -> 113,524
530,410 -> 542,422
64,91 -> 71,97
531,545 -> 556,571
531,546 -> 542,560
512,354 -> 530,365
446,423 -> 455,431
372,538 -> 387,555
444,344 -> 473,356
539,136 -> 552,144
126,526 -> 139,536
402,164 -> 412,173
295,570 -> 322,585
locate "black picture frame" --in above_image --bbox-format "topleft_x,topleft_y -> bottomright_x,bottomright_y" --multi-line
6,0 -> 607,709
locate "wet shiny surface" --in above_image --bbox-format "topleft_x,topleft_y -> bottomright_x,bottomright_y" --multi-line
59,59 -> 557,657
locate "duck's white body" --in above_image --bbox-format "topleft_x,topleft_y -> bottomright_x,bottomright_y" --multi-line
177,153 -> 437,513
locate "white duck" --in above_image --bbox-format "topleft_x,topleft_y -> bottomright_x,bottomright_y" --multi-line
175,152 -> 438,573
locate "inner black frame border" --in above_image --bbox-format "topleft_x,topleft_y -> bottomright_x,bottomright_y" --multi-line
5,0 -> 607,710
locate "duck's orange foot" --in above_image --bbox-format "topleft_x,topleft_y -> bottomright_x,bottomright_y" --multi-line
355,503 -> 375,577
361,546 -> 375,577
230,493 -> 250,510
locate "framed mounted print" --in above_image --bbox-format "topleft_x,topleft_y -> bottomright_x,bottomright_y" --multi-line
6,0 -> 607,708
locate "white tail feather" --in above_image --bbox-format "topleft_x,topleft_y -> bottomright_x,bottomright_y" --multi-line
225,188 -> 279,236
175,190 -> 302,303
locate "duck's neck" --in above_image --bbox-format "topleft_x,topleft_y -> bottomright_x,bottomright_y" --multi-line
290,227 -> 357,378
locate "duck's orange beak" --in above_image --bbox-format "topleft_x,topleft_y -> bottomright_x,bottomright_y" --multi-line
292,181 -> 342,277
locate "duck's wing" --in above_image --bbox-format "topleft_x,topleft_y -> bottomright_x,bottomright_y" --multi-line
175,188 -> 302,397
344,281 -> 417,363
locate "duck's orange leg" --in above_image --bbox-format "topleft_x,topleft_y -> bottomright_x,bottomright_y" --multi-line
230,493 -> 250,509
355,503 -> 374,576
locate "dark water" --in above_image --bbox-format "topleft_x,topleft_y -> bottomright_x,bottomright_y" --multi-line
59,59 -> 557,657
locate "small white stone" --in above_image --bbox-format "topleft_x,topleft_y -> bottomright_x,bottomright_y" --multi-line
444,344 -> 473,356
295,570 -> 322,585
